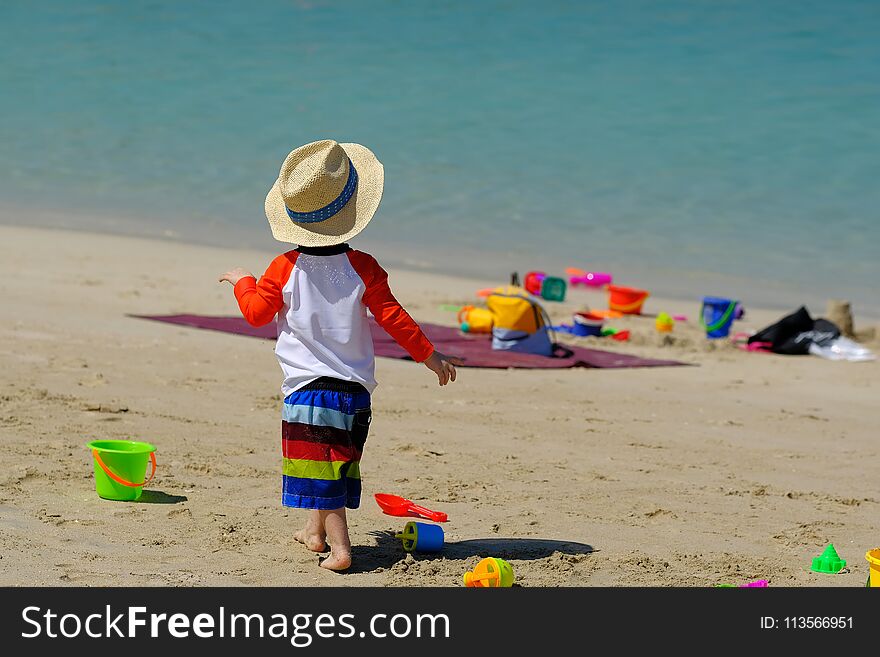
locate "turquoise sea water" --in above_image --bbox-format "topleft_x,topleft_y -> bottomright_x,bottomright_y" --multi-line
1,1 -> 878,313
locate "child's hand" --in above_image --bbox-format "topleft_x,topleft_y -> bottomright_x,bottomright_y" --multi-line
423,350 -> 463,386
218,267 -> 254,286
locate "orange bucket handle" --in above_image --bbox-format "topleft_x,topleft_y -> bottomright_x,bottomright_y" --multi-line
92,449 -> 157,488
457,305 -> 474,324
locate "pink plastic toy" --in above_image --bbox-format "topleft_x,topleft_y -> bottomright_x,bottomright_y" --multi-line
566,267 -> 612,288
732,332 -> 772,353
717,578 -> 769,588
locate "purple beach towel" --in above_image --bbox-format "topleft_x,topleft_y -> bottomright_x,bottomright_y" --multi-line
131,314 -> 688,370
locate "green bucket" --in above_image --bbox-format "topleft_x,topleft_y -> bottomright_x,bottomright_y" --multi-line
87,439 -> 157,501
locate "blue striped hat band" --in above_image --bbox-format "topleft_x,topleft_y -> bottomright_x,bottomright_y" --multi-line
285,159 -> 358,224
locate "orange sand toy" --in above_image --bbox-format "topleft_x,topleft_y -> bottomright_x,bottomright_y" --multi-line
463,557 -> 515,587
588,309 -> 623,320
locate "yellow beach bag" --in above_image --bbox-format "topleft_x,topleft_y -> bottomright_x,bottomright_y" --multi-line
486,285 -> 554,356
486,285 -> 544,333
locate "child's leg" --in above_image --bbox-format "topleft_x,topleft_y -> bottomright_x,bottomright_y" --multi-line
318,507 -> 352,571
293,509 -> 326,552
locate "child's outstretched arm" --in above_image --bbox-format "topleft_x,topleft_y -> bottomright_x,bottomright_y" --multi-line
219,254 -> 294,327
348,251 -> 462,386
218,268 -> 253,286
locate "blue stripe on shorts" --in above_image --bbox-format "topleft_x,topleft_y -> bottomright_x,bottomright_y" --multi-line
282,474 -> 362,510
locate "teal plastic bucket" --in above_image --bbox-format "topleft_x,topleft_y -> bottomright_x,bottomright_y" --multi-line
540,276 -> 567,302
701,297 -> 738,339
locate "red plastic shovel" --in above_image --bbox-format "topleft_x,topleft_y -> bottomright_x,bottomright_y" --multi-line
374,493 -> 448,522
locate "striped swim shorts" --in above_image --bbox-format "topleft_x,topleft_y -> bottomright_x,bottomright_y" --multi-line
281,377 -> 371,510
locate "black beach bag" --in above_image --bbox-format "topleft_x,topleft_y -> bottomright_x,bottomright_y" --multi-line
748,306 -> 840,355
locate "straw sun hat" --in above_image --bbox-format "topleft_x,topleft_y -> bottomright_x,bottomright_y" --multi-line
264,139 -> 384,247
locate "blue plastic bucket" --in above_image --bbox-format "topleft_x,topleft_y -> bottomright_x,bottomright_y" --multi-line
396,521 -> 444,553
701,297 -> 738,339
572,312 -> 604,337
413,523 -> 444,552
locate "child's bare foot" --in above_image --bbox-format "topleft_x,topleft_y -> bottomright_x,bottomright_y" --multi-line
294,510 -> 326,552
318,507 -> 352,571
320,549 -> 352,571
294,527 -> 326,552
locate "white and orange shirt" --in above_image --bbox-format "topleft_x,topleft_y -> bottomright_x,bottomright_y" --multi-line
233,244 -> 434,395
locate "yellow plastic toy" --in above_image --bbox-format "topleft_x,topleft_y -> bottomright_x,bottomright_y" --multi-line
457,305 -> 494,333
655,312 -> 674,333
463,557 -> 515,587
867,549 -> 880,587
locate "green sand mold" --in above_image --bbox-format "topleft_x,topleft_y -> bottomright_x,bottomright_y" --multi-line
811,544 -> 846,574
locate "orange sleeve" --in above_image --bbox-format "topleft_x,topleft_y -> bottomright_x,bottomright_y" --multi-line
233,252 -> 298,327
347,250 -> 435,362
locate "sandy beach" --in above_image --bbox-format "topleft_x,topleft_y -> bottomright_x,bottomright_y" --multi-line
1,224 -> 877,587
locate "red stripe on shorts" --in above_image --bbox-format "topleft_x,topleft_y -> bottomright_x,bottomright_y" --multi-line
282,439 -> 361,462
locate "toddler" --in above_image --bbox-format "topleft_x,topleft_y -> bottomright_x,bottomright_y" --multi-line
219,139 -> 461,570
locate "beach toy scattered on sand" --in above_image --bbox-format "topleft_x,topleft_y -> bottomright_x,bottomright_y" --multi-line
572,312 -> 604,337
602,327 -> 630,340
395,521 -> 445,553
673,315 -> 688,322
374,493 -> 448,522
607,285 -> 650,315
732,332 -> 773,353
701,296 -> 739,339
524,271 -> 546,296
811,544 -> 846,574
715,579 -> 768,588
540,276 -> 566,302
463,557 -> 515,587
865,549 -> 880,587
88,439 -> 157,501
655,312 -> 674,333
591,309 -> 623,320
566,267 -> 613,288
610,329 -> 630,342
458,305 -> 494,333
